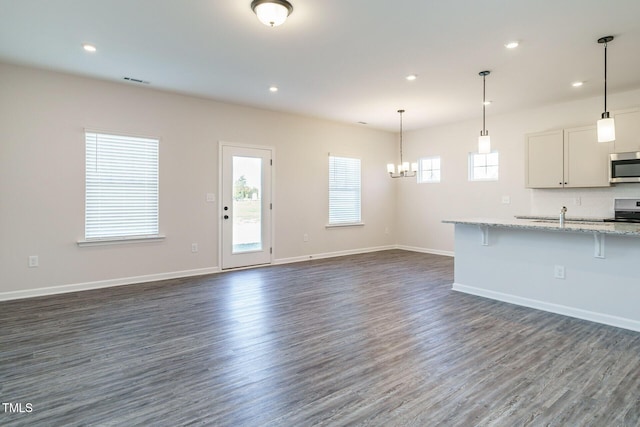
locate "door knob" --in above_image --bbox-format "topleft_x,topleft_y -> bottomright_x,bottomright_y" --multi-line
224,215 -> 229,220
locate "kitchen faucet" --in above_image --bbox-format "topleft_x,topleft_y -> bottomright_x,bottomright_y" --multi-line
560,206 -> 567,226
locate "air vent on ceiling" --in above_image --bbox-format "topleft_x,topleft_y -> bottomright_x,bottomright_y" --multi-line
123,77 -> 150,84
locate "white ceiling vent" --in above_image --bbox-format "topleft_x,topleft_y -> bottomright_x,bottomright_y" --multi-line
123,77 -> 150,84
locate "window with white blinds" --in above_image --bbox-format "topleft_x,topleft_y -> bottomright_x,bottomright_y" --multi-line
85,131 -> 159,240
328,155 -> 361,225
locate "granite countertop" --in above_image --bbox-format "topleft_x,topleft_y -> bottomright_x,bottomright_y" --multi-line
442,217 -> 640,236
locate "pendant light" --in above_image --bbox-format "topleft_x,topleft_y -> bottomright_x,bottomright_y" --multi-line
251,0 -> 293,27
387,110 -> 417,178
478,71 -> 491,154
597,36 -> 615,143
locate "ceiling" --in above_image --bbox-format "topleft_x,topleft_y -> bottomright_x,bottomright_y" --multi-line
1,0 -> 639,131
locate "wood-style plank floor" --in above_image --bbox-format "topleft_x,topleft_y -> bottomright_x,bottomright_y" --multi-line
1,250 -> 639,426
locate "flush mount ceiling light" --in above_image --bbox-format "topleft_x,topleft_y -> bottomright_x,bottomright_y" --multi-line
82,43 -> 97,52
505,41 -> 519,49
269,85 -> 279,92
251,0 -> 293,27
597,35 -> 615,143
478,70 -> 492,154
406,74 -> 418,81
387,109 -> 417,178
572,81 -> 584,87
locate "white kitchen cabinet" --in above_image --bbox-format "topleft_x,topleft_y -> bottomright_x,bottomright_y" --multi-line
525,130 -> 564,188
613,108 -> 640,153
525,126 -> 611,188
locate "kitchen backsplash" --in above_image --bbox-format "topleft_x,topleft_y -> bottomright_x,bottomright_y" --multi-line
531,186 -> 640,219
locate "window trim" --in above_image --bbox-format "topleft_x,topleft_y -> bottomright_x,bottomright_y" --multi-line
418,155 -> 442,184
327,154 -> 363,227
81,130 -> 161,245
468,151 -> 499,182
77,235 -> 165,247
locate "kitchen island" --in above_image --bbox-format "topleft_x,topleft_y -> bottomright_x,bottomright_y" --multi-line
443,218 -> 640,332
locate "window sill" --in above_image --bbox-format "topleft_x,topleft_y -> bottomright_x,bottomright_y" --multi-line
325,222 -> 365,229
77,235 -> 166,247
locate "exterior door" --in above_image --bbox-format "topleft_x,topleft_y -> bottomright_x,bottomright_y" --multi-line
220,144 -> 272,269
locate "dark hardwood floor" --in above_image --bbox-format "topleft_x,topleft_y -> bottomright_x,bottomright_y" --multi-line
1,250 -> 639,426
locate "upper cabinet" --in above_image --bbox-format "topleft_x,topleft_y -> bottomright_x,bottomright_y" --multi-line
564,126 -> 611,188
525,130 -> 564,188
613,108 -> 640,153
525,126 -> 611,188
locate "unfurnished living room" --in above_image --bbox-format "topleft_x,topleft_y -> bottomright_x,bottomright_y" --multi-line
1,1 -> 640,426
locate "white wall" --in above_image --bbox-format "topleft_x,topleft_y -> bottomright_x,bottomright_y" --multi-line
398,87 -> 640,254
0,63 -> 397,296
452,223 -> 640,332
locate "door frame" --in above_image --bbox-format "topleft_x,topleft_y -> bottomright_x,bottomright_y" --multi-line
218,141 -> 275,270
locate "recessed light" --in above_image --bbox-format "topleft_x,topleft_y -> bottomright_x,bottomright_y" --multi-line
83,43 -> 97,52
572,81 -> 584,87
406,74 -> 417,81
269,86 -> 278,92
505,41 -> 519,49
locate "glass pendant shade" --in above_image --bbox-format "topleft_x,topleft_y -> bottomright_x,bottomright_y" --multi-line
387,163 -> 395,174
597,116 -> 616,142
478,134 -> 491,154
251,0 -> 293,27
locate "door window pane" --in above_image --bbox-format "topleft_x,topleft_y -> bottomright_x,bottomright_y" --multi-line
233,156 -> 262,253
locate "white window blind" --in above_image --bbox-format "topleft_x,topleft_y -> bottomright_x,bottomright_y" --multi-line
329,155 -> 361,225
85,132 -> 159,240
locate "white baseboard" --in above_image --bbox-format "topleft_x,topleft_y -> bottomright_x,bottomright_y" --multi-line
452,282 -> 640,333
396,245 -> 455,257
0,267 -> 220,302
274,245 -> 396,265
1,246 -> 452,302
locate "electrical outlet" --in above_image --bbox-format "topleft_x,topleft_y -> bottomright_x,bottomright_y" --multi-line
206,193 -> 215,203
502,196 -> 511,204
191,243 -> 198,253
554,265 -> 565,279
303,234 -> 309,242
28,255 -> 39,268
385,227 -> 390,234
574,197 -> 582,206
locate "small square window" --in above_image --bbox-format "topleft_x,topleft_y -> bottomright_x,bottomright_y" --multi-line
469,151 -> 499,181
418,156 -> 441,183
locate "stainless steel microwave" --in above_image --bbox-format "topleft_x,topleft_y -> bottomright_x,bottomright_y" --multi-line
610,152 -> 640,183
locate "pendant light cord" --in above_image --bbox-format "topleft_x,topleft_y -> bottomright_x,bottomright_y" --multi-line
603,41 -> 608,113
398,109 -> 404,165
482,74 -> 486,135
479,71 -> 490,136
